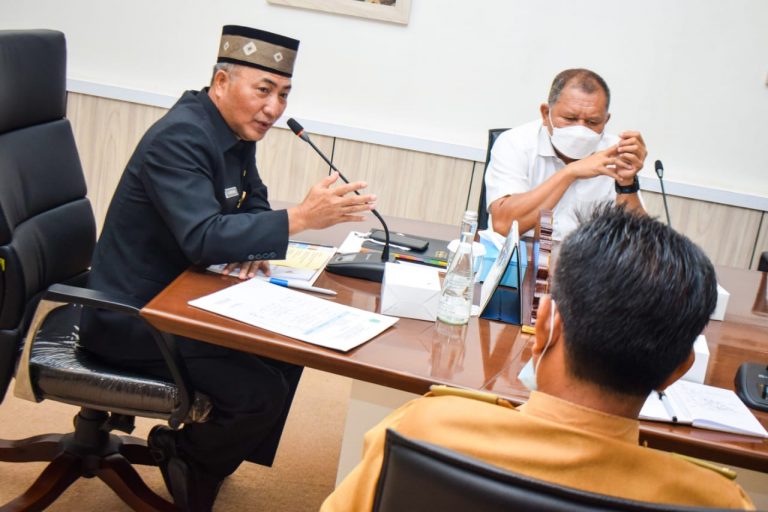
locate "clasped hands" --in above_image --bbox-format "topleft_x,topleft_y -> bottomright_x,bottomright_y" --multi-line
569,131 -> 647,186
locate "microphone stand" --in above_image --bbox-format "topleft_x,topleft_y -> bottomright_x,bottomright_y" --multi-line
297,134 -> 390,262
655,160 -> 671,227
287,118 -> 393,282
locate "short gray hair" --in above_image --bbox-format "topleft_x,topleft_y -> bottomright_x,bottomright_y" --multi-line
548,68 -> 610,110
210,62 -> 240,84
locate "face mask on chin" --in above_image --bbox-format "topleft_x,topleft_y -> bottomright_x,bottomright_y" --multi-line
548,113 -> 603,160
518,299 -> 556,392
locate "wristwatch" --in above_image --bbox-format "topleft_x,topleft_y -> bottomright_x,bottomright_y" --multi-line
615,176 -> 640,194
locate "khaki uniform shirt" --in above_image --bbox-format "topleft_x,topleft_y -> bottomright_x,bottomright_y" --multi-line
321,391 -> 754,511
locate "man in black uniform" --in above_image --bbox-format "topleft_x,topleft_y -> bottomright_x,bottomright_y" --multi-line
80,25 -> 376,511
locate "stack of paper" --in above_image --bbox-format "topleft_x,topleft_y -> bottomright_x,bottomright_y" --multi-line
189,278 -> 398,352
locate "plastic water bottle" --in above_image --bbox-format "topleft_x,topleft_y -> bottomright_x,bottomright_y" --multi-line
436,211 -> 477,325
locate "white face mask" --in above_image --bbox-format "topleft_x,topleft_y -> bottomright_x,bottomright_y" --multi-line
518,299 -> 556,392
548,113 -> 603,160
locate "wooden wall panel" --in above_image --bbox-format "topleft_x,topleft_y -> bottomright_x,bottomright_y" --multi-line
67,93 -> 167,232
331,139 -> 474,225
255,127 -> 335,204
63,94 -> 767,271
752,212 -> 768,270
642,191 -> 761,268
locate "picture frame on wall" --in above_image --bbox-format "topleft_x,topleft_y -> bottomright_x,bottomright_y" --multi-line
267,0 -> 412,25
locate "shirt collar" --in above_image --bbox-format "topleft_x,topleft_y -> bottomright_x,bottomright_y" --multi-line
519,391 -> 640,444
196,88 -> 242,152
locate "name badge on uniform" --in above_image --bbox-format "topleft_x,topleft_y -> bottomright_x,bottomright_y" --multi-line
224,186 -> 239,199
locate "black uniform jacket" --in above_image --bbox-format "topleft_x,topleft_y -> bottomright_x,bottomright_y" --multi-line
83,89 -> 289,359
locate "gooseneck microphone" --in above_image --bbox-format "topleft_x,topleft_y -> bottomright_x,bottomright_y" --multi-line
654,160 -> 671,227
286,118 -> 392,282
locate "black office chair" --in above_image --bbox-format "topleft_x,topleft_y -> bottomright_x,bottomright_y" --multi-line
477,128 -> 509,231
372,429 -> 740,512
0,29 -> 211,511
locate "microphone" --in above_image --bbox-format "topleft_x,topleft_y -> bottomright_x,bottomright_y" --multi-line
286,118 -> 392,282
286,118 -> 311,143
654,160 -> 671,227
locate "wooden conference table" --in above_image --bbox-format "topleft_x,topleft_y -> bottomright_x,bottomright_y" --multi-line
141,215 -> 768,473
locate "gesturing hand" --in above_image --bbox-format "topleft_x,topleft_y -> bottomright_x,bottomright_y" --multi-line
288,172 -> 377,234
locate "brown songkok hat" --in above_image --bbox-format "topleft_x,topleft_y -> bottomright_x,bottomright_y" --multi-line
217,25 -> 299,78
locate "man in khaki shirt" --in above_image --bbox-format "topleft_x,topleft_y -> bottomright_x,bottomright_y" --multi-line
322,205 -> 755,511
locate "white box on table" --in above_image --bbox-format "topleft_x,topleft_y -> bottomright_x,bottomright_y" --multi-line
381,262 -> 441,321
681,334 -> 710,384
710,283 -> 730,321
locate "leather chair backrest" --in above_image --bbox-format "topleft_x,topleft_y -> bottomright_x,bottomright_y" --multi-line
372,429 -> 732,512
477,128 -> 508,231
0,29 -> 95,399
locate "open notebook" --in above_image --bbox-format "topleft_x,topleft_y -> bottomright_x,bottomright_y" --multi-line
640,379 -> 768,438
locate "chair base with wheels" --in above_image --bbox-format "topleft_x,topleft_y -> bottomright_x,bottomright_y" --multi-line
0,29 -> 211,510
1,289 -> 212,511
1,409 -> 173,511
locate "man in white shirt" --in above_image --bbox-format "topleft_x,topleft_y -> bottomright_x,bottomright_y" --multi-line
485,68 -> 646,240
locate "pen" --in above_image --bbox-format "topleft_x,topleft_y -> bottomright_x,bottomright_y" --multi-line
658,391 -> 678,422
267,277 -> 337,296
365,238 -> 411,252
288,239 -> 336,250
236,190 -> 246,209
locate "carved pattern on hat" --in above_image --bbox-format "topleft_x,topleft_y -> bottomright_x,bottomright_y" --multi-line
218,34 -> 296,76
243,41 -> 257,56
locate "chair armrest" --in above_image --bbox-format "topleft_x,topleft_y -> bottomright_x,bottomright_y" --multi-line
45,283 -> 144,314
25,284 -> 196,428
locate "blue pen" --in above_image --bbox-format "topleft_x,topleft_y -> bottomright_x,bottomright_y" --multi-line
267,277 -> 337,296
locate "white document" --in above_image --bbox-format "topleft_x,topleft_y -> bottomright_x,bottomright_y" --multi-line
640,380 -> 768,438
188,278 -> 398,352
337,231 -> 368,254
